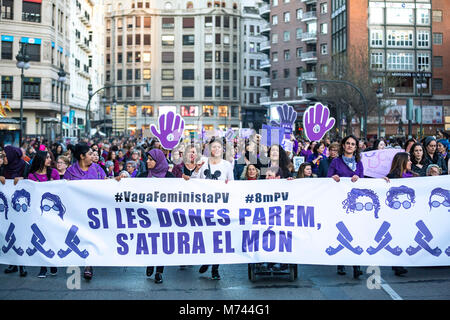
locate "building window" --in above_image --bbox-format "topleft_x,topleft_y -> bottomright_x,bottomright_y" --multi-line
143,52 -> 151,62
387,52 -> 414,71
117,69 -> 123,81
205,51 -> 213,62
387,30 -> 413,47
432,10 -> 442,22
162,18 -> 174,29
161,87 -> 174,98
127,69 -> 133,80
296,9 -> 303,20
1,0 -> 13,20
182,69 -> 195,80
135,69 -> 141,80
144,34 -> 151,45
296,28 -> 303,39
433,56 -> 443,68
204,86 -> 212,97
272,33 -> 278,44
183,35 -> 195,46
284,88 -> 290,98
183,51 -> 195,63
162,69 -> 174,80
162,35 -> 174,46
218,106 -> 228,117
284,68 -> 290,78
433,79 -> 443,90
1,76 -> 13,99
284,50 -> 290,61
1,41 -> 13,60
417,9 -> 430,25
23,78 -> 40,99
22,1 -> 41,22
433,33 -> 443,45
143,69 -> 151,79
183,17 -> 195,28
272,15 -> 278,25
283,31 -> 290,42
320,23 -> 328,35
162,52 -> 174,63
417,53 -> 430,71
205,16 -> 213,27
284,12 -> 290,23
182,86 -> 194,97
417,30 -> 430,48
320,3 -> 327,14
370,52 -> 384,70
321,44 -> 328,55
26,43 -> 41,62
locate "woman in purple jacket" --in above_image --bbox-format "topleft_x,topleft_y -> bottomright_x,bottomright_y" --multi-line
327,135 -> 364,279
63,143 -> 106,280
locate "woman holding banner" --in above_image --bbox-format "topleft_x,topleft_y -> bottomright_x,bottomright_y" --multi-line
142,148 -> 175,284
327,135 -> 364,279
63,143 -> 107,280
423,137 -> 447,175
0,146 -> 29,277
189,137 -> 234,280
27,150 -> 60,278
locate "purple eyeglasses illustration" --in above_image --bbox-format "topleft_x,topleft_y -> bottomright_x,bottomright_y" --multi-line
303,103 -> 335,142
386,186 -> 416,210
0,192 -> 9,220
150,111 -> 185,150
342,188 -> 381,219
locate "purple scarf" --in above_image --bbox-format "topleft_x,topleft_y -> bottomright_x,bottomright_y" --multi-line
63,161 -> 106,180
3,146 -> 26,179
147,149 -> 168,178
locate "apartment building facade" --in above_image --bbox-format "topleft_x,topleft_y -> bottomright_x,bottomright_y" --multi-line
103,0 -> 243,136
259,0 -> 332,124
0,0 -> 71,141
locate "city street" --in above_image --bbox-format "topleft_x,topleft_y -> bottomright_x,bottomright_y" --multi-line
1,264 -> 449,300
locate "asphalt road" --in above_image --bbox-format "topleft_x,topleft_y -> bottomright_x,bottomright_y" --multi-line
0,264 -> 449,300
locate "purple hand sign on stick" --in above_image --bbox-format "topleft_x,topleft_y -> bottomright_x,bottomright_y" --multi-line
150,111 -> 185,150
270,104 -> 297,138
303,103 -> 335,142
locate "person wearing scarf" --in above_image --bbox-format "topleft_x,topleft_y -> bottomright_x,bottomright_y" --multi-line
0,146 -> 28,277
141,148 -> 174,283
423,136 -> 447,174
437,139 -> 449,168
327,135 -> 364,279
63,143 -> 106,281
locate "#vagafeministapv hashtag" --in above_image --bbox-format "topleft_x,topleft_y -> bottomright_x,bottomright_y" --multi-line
114,191 -> 230,204
244,192 -> 290,203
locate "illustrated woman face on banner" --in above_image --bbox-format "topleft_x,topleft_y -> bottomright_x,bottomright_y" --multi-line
386,186 -> 416,210
40,192 -> 66,221
12,189 -> 31,213
428,188 -> 450,211
342,188 -> 381,219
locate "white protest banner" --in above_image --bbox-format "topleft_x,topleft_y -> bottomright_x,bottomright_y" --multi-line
0,176 -> 449,267
361,149 -> 404,178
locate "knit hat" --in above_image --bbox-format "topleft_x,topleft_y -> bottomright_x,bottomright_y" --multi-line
437,139 -> 449,150
105,161 -> 114,168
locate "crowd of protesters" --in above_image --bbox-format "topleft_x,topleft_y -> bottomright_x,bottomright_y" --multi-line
0,128 -> 449,283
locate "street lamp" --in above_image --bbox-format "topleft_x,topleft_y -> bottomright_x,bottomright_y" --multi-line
16,43 -> 30,143
58,64 -> 67,140
416,71 -> 427,137
124,104 -> 128,137
376,86 -> 383,139
85,83 -> 93,136
101,95 -> 107,136
112,97 -> 117,136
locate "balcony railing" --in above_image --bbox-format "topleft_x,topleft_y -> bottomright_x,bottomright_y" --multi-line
259,4 -> 270,17
260,60 -> 271,69
260,40 -> 271,51
260,78 -> 271,86
301,11 -> 317,21
301,32 -> 317,42
301,51 -> 317,60
301,72 -> 317,80
260,96 -> 271,104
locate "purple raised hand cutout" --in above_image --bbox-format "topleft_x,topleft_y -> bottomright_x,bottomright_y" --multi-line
270,104 -> 297,138
303,103 -> 335,142
150,111 -> 185,150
